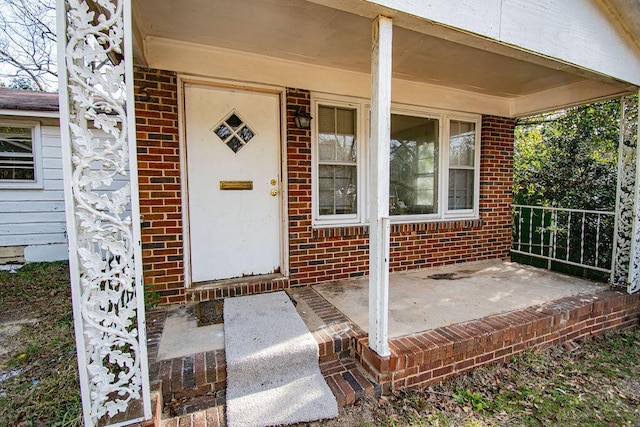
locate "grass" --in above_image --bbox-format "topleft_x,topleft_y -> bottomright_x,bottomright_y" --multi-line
1,262 -> 639,426
370,328 -> 640,426
0,262 -> 81,426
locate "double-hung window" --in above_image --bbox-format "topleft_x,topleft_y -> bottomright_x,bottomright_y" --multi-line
312,95 -> 480,226
0,122 -> 42,189
313,99 -> 361,224
447,120 -> 477,212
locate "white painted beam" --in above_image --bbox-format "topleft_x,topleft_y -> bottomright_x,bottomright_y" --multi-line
363,0 -> 640,86
308,0 -> 640,87
368,15 -> 392,357
510,79 -> 637,117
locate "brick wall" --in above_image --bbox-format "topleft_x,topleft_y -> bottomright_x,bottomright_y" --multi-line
133,74 -> 515,304
286,89 -> 516,287
134,67 -> 184,304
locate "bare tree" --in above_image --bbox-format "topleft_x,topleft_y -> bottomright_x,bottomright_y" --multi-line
0,0 -> 56,91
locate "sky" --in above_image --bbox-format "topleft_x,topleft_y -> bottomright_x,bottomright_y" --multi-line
0,0 -> 58,91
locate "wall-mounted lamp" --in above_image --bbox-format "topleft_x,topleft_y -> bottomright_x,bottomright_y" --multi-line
294,107 -> 313,129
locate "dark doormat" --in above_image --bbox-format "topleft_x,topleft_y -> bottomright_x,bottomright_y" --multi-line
196,300 -> 224,327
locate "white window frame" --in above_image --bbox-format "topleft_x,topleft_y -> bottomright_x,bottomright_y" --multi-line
442,114 -> 482,219
311,94 -> 481,227
0,120 -> 43,189
311,94 -> 367,227
387,106 -> 443,223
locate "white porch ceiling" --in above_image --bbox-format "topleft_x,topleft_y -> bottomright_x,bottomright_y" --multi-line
132,0 -> 637,116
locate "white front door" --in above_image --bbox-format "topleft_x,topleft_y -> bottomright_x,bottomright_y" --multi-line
185,84 -> 282,283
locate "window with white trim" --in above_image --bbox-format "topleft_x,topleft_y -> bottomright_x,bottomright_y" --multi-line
447,120 -> 477,211
390,113 -> 439,216
312,96 -> 480,226
0,122 -> 42,188
317,106 -> 358,215
312,96 -> 365,225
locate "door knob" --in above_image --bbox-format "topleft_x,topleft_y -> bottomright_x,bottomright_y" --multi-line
270,189 -> 278,196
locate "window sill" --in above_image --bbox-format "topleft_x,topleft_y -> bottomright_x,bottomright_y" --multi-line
0,182 -> 44,190
312,218 -> 483,239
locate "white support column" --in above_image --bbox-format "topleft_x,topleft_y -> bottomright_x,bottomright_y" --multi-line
612,97 -> 633,286
626,91 -> 640,293
57,0 -> 151,425
368,15 -> 392,356
611,93 -> 640,293
612,92 -> 640,294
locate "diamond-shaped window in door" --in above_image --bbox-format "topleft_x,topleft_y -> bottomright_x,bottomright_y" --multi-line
210,111 -> 256,154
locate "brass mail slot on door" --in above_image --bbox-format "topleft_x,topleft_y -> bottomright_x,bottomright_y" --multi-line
220,180 -> 253,190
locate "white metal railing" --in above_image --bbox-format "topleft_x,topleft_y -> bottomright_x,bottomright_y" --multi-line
512,205 -> 615,274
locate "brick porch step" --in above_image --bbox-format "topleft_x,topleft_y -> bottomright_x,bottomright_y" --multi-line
159,357 -> 379,427
321,357 -> 381,407
149,287 -> 380,425
286,287 -> 367,363
160,406 -> 225,427
156,350 -> 226,402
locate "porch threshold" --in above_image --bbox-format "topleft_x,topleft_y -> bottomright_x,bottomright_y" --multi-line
186,273 -> 290,303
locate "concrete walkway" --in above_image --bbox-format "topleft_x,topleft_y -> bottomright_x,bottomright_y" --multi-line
313,260 -> 605,338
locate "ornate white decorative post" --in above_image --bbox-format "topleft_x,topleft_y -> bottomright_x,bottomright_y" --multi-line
369,15 -> 392,356
612,93 -> 640,294
57,0 -> 151,425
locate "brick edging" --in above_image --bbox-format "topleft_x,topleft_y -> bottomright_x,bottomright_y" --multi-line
355,290 -> 640,394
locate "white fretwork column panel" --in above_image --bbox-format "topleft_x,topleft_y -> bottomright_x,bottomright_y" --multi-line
368,15 -> 392,357
612,94 -> 640,294
56,0 -> 151,425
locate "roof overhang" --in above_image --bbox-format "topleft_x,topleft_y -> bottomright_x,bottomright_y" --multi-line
132,0 -> 639,117
0,87 -> 60,118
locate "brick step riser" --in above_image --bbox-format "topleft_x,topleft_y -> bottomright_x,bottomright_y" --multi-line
158,335 -> 342,402
158,350 -> 226,402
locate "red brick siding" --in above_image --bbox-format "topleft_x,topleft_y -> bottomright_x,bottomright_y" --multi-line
286,89 -> 515,286
134,67 -> 184,304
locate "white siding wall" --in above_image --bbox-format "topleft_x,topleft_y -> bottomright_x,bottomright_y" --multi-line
0,124 -> 68,262
0,123 -> 133,264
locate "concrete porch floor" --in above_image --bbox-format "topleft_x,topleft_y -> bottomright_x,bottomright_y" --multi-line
312,259 -> 605,338
145,260 -> 640,425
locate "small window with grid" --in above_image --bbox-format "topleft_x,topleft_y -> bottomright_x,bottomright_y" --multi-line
0,124 -> 39,186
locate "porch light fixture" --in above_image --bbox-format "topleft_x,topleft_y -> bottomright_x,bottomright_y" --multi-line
294,107 -> 313,129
